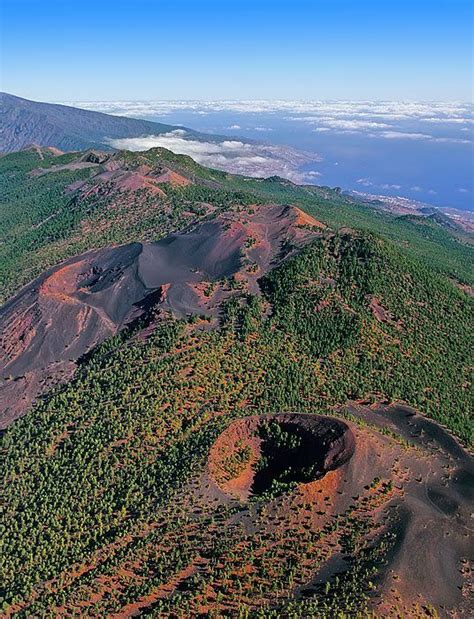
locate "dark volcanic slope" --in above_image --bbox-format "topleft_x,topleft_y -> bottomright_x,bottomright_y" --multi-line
0,203 -> 322,426
347,403 -> 474,616
0,92 -> 200,153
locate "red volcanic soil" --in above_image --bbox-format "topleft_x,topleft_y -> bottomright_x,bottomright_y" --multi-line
367,295 -> 402,329
71,166 -> 168,198
102,170 -> 166,195
0,204 -> 322,426
63,156 -> 192,198
455,282 -> 474,297
13,406 -> 471,616
347,403 -> 474,616
293,207 -> 326,229
153,169 -> 191,187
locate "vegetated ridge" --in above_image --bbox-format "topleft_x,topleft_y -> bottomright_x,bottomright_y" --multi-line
0,144 -> 472,618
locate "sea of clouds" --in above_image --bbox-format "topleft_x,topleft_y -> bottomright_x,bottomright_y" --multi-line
62,99 -> 473,185
64,99 -> 473,140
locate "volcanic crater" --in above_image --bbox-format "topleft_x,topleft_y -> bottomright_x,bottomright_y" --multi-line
208,413 -> 355,501
201,405 -> 474,616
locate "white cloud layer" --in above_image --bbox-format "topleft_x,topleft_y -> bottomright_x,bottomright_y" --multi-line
63,99 -> 473,120
378,131 -> 434,140
108,130 -> 320,182
373,131 -> 471,144
64,99 -> 474,146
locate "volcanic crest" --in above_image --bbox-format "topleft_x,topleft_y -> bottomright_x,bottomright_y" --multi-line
0,203 -> 323,426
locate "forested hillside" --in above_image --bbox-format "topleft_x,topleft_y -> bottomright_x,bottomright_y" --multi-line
0,146 -> 472,617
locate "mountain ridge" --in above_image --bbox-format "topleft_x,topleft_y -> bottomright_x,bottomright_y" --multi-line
0,92 -> 203,153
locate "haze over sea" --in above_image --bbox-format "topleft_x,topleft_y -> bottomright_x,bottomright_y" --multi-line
66,100 -> 473,212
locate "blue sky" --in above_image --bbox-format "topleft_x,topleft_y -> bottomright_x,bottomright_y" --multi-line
1,0 -> 472,101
